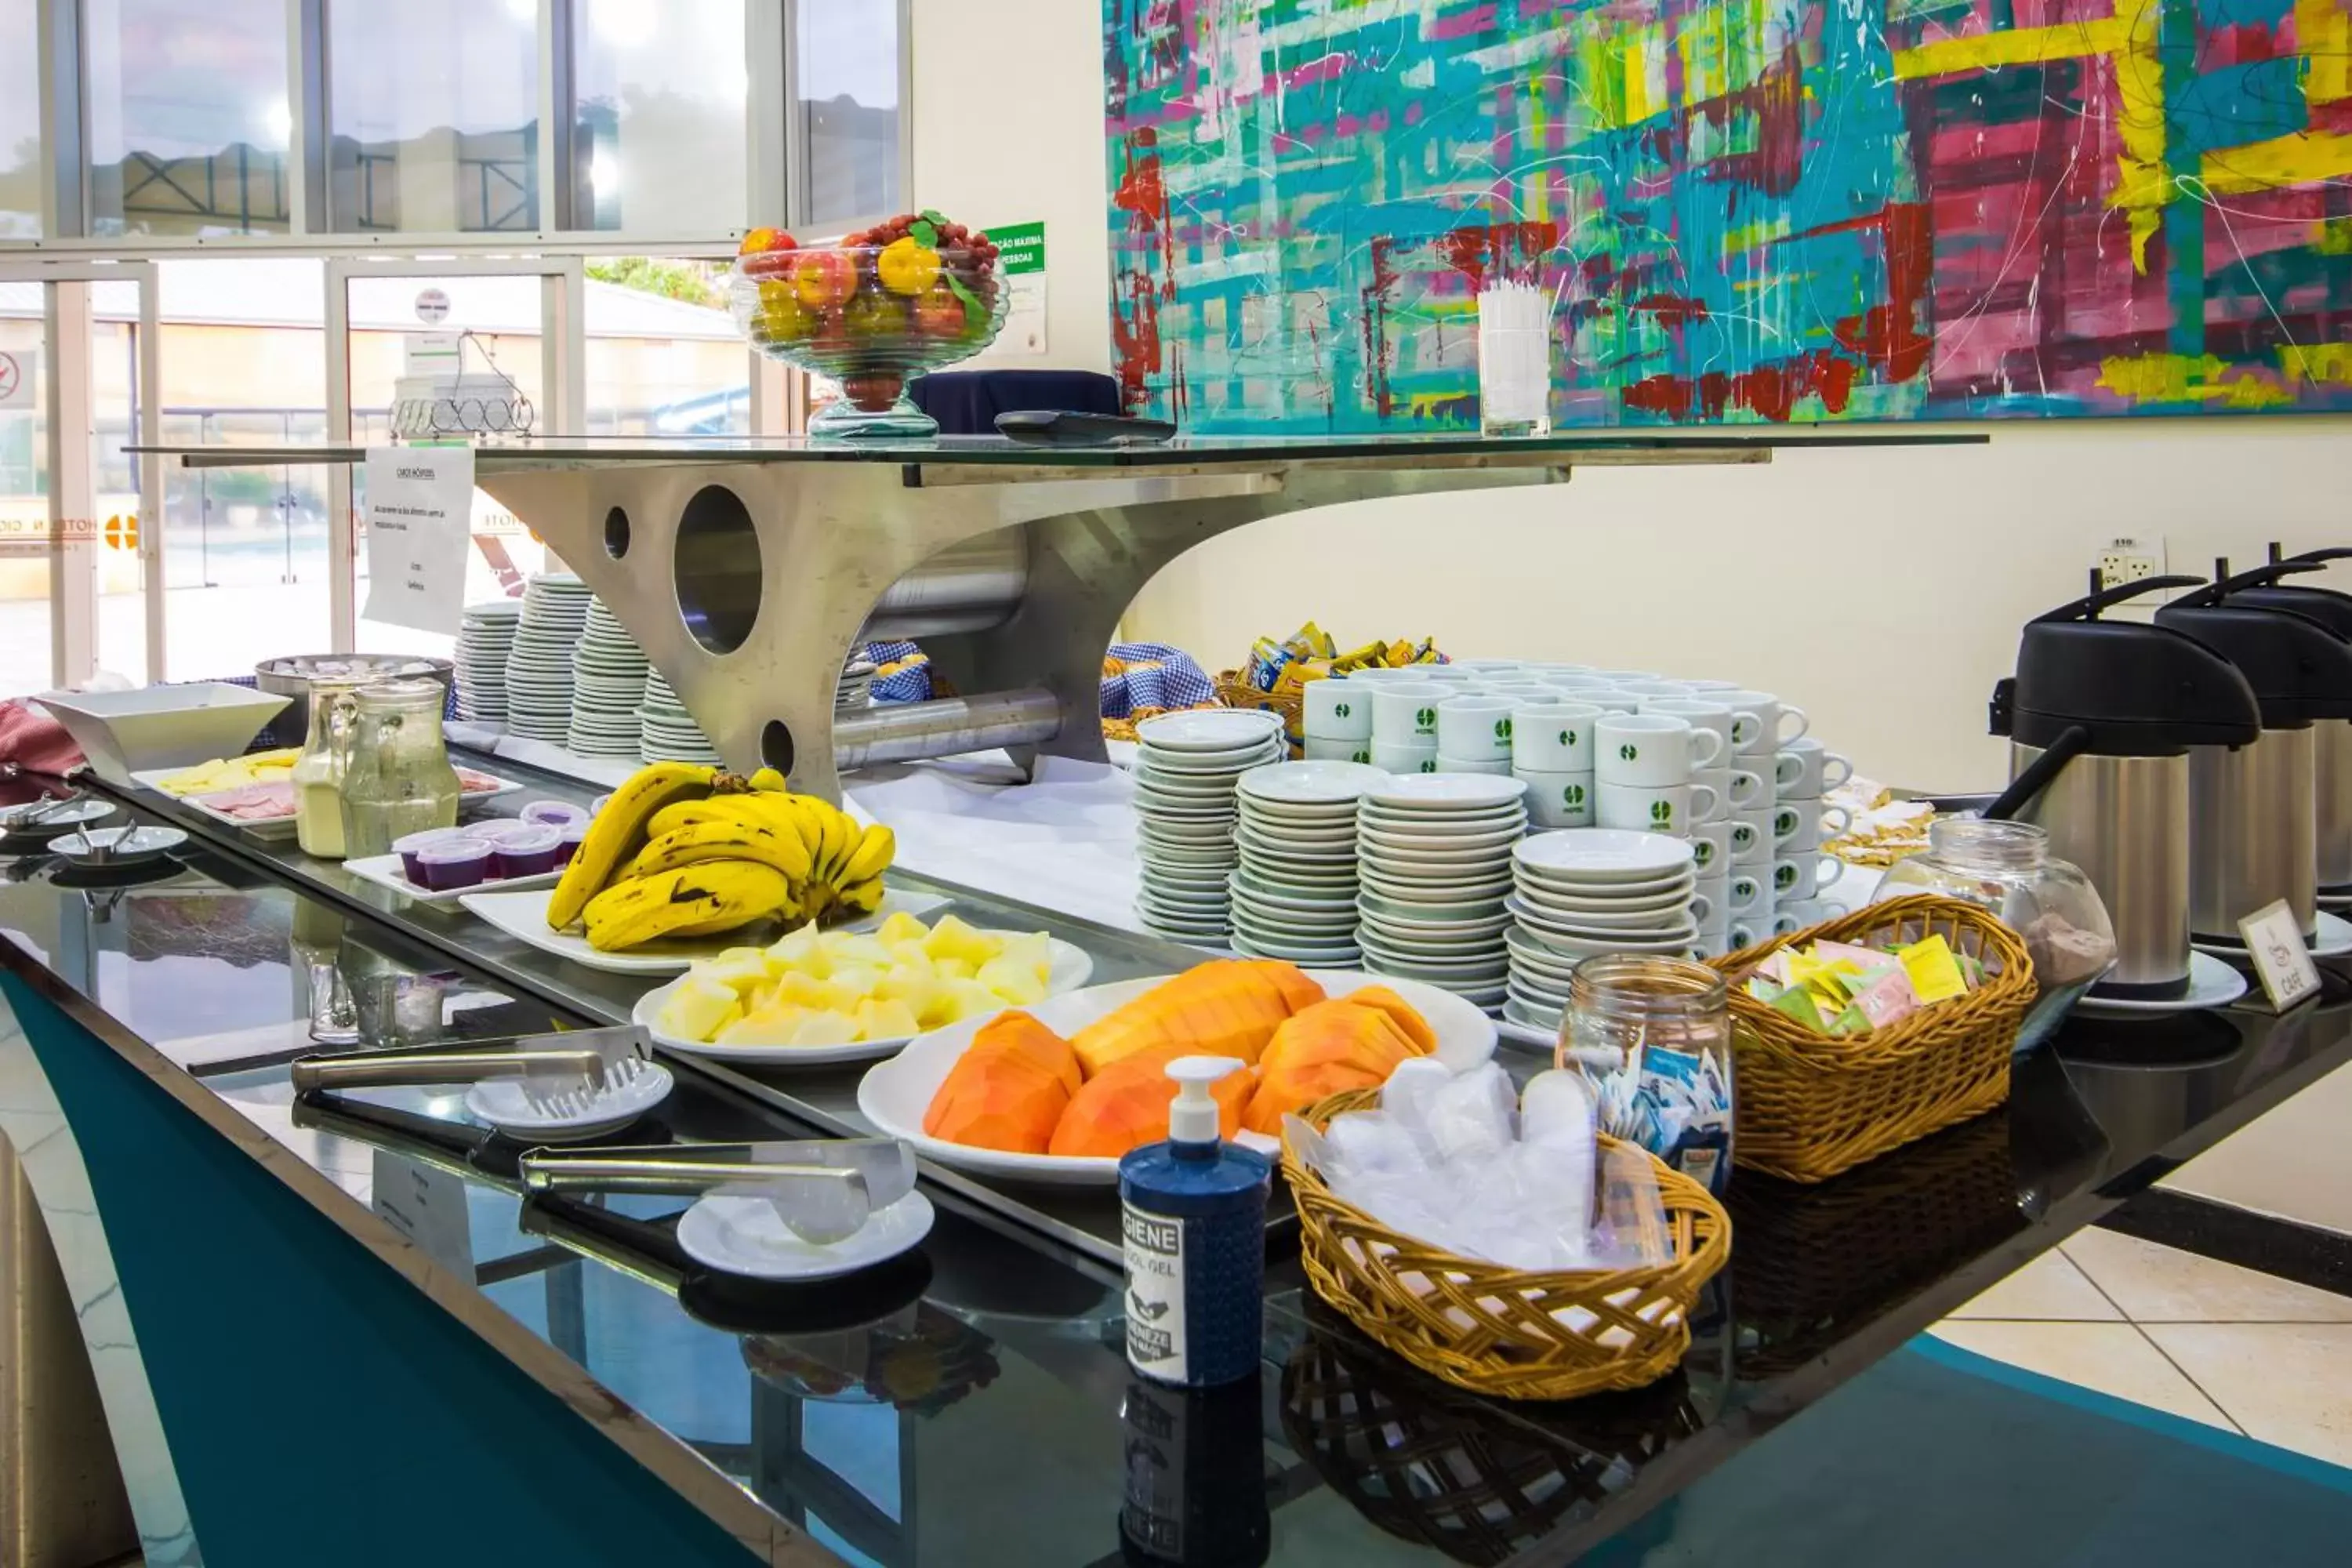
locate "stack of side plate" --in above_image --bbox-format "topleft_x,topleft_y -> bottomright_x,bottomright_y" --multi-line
837,659 -> 877,710
1227,760 -> 1388,964
1504,829 -> 1700,1036
1130,709 -> 1285,942
453,600 -> 521,723
568,598 -> 654,758
1353,773 -> 1528,1011
505,574 -> 592,744
639,670 -> 724,767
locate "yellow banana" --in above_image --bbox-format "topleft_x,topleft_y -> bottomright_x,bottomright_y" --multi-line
782,795 -> 831,863
748,767 -> 789,793
648,793 -> 800,840
581,862 -> 793,951
840,822 -> 895,887
547,762 -> 718,929
815,803 -> 855,884
834,875 -> 885,917
630,818 -> 814,884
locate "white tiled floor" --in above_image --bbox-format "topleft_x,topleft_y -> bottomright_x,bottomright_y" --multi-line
1932,1232 -> 2352,1468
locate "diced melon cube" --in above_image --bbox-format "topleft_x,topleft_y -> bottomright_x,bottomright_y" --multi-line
874,910 -> 929,946
996,932 -> 1054,984
923,913 -> 991,965
775,971 -> 835,1009
716,1004 -> 808,1047
939,977 -> 1008,1024
854,997 -> 920,1040
873,963 -> 934,1003
909,980 -> 960,1030
824,933 -> 894,969
702,946 -> 772,993
791,1011 -> 860,1047
654,977 -> 742,1042
975,955 -> 1047,1006
763,923 -> 829,978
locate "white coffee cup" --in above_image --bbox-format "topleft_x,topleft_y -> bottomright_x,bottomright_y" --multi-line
1304,736 -> 1374,764
1724,869 -> 1767,915
1518,769 -> 1594,829
1510,702 -> 1602,772
1718,689 -> 1811,754
1696,918 -> 1732,958
1687,821 -> 1730,877
1684,887 -> 1719,926
1642,698 -> 1735,758
1780,895 -> 1855,926
1776,738 -> 1854,798
1769,910 -> 1807,937
1304,677 -> 1374,740
1616,679 -> 1694,699
1436,697 -> 1515,761
1420,664 -> 1478,685
1595,713 -> 1723,786
1595,779 -> 1719,834
1435,754 -> 1512,777
1772,797 -> 1853,851
1370,682 -> 1447,745
1370,739 -> 1439,775
1696,766 -> 1765,814
1681,678 -> 1741,692
1730,806 -> 1792,863
1772,853 -> 1844,901
1726,920 -> 1765,952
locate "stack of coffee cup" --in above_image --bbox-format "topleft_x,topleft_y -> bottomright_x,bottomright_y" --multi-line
1433,696 -> 1516,777
1367,678 -> 1448,776
1643,696 -> 1765,953
1593,713 -> 1721,837
1301,675 -> 1374,764
1717,690 -> 1811,949
1771,736 -> 1856,929
1511,699 -> 1601,830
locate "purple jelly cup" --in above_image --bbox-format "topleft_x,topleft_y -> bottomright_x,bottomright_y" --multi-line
485,823 -> 568,879
393,826 -> 474,884
521,800 -> 590,833
412,838 -> 496,891
558,821 -> 588,866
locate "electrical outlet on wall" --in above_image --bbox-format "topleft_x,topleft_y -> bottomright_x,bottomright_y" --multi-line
2094,536 -> 2168,619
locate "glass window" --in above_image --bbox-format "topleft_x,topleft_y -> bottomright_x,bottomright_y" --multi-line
573,0 -> 748,234
83,0 -> 291,238
327,0 -> 539,233
0,0 -> 38,238
90,310 -> 144,681
584,258 -> 748,437
0,310 -> 48,695
156,260 -> 332,681
797,0 -> 900,224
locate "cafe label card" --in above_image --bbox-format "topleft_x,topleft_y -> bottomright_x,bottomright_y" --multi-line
2238,898 -> 2321,1013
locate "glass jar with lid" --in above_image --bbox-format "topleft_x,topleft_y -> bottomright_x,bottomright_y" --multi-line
1559,954 -> 1735,1195
1875,818 -> 2117,996
338,679 -> 460,858
289,677 -> 367,859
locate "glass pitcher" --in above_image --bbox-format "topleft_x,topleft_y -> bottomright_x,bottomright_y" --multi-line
339,679 -> 460,858
290,677 -> 366,860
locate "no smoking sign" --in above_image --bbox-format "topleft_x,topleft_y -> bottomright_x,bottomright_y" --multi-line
0,348 -> 31,411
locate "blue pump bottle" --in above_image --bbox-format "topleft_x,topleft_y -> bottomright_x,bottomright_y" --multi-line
1117,1056 -> 1271,1388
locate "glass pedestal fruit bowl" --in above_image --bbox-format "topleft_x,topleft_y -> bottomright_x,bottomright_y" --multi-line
730,212 -> 1010,439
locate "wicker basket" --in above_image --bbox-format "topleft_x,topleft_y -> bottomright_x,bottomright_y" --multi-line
1708,894 -> 2035,1184
1282,1088 -> 1731,1402
1214,669 -> 1303,756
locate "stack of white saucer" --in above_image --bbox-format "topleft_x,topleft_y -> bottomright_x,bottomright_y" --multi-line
1353,774 -> 1527,1008
1504,829 -> 1700,1036
1131,710 -> 1286,942
638,670 -> 724,766
568,599 -> 655,758
837,659 -> 877,710
1227,760 -> 1388,964
505,574 -> 593,743
453,601 -> 521,723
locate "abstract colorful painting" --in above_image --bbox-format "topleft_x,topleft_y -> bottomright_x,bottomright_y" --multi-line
1102,0 -> 2352,427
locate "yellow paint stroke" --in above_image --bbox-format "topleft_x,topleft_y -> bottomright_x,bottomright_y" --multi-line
2301,0 -> 2350,105
1623,28 -> 1661,125
1890,16 -> 2130,80
2096,353 -> 2296,408
2280,343 -> 2352,387
2201,130 -> 2352,195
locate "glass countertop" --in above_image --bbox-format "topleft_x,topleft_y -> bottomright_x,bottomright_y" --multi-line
129,427 -> 1987,472
4,777 -> 2347,1566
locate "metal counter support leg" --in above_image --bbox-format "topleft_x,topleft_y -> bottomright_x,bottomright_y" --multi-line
0,1131 -> 138,1568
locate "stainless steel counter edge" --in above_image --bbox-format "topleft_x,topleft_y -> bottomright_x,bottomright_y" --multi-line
0,934 -> 845,1568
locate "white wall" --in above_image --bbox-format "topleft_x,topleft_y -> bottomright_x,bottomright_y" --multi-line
907,0 -> 2352,790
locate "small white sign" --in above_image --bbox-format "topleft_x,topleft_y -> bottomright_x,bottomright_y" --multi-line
0,348 -> 33,410
372,1152 -> 474,1276
403,332 -> 462,378
361,445 -> 475,637
414,286 -> 452,325
2238,898 -> 2321,1012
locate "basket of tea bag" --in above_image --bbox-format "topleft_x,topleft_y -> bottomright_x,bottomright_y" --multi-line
1708,894 -> 2034,1184
1281,1089 -> 1730,1402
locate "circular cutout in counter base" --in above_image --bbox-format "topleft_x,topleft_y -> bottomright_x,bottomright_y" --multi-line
857,971 -> 1499,1185
677,1190 -> 936,1283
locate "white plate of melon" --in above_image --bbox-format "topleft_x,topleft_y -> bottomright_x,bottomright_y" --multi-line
633,912 -> 1095,1067
855,967 -> 1497,1186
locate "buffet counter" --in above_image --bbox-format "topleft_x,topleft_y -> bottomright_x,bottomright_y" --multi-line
3,757 -> 2350,1567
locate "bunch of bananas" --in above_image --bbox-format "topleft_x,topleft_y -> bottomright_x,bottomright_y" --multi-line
546,763 -> 896,952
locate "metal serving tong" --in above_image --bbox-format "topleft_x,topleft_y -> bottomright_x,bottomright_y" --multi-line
521,1138 -> 916,1247
290,1024 -> 654,1119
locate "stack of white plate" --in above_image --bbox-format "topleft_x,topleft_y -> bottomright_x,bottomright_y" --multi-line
505,574 -> 593,743
837,659 -> 877,710
453,601 -> 521,723
1353,773 -> 1528,1009
1131,709 -> 1286,942
1504,829 -> 1700,1036
639,670 -> 724,766
1227,760 -> 1388,964
568,599 -> 655,758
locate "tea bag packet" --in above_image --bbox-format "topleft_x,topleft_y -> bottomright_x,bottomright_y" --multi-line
1899,933 -> 1971,1003
1570,1041 -> 1733,1197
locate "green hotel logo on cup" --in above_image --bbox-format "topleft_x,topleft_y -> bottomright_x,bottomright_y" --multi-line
1494,717 -> 1512,741
1650,800 -> 1673,826
1563,782 -> 1585,806
1415,706 -> 1437,728
1418,757 -> 1439,773
1559,728 -> 1577,747
1775,808 -> 1798,835
1333,701 -> 1351,719
1694,840 -> 1715,868
1619,742 -> 1639,762
1775,863 -> 1798,890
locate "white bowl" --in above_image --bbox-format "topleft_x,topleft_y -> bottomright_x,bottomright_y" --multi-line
37,683 -> 292,787
1513,829 -> 1695,884
856,971 -> 1497,1185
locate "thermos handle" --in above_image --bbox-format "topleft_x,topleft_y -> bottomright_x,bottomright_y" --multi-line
1983,724 -> 2090,822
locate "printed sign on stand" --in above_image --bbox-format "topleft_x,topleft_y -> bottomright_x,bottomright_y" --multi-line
993,220 -> 1048,355
361,445 -> 475,637
2238,898 -> 2321,1013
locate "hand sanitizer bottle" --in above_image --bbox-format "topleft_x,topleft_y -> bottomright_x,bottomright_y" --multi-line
1118,1056 -> 1270,1388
